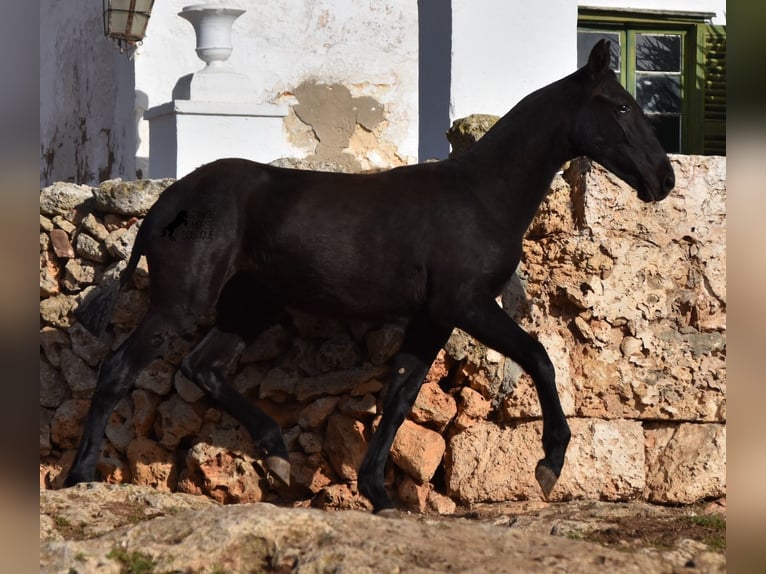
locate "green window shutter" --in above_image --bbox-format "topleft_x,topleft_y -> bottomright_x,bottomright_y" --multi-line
699,25 -> 726,155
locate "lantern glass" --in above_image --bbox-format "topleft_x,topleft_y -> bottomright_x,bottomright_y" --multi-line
103,0 -> 155,43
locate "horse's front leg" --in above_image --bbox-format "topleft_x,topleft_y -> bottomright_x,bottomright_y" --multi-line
357,316 -> 451,514
455,297 -> 571,499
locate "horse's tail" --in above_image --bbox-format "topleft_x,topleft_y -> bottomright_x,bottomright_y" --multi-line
74,221 -> 148,336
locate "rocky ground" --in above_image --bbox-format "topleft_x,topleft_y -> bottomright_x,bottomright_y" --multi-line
40,483 -> 725,573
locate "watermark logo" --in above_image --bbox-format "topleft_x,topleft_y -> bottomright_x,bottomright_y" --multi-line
162,208 -> 217,241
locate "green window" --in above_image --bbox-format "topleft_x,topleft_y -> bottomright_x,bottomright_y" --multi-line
577,9 -> 726,156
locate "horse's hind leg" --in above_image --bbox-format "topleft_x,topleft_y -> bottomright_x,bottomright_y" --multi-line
179,327 -> 291,485
357,315 -> 452,513
456,297 -> 571,499
64,310 -> 174,486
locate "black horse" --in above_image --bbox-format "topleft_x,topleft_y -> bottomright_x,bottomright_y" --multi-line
65,41 -> 674,513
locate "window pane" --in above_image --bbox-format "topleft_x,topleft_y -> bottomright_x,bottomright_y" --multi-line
636,34 -> 681,72
636,74 -> 681,114
646,115 -> 681,153
577,30 -> 621,72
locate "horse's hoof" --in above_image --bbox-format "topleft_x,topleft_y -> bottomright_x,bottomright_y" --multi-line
375,508 -> 400,519
535,460 -> 559,500
265,456 -> 291,486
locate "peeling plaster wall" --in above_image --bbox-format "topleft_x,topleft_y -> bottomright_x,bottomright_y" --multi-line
135,0 -> 419,169
40,1 -> 136,186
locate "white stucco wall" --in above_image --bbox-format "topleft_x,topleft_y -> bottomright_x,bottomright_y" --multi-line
39,1 -> 136,186
134,0 -> 420,172
450,1 -> 578,121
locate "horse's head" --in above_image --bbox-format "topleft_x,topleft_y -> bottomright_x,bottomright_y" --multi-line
571,39 -> 675,202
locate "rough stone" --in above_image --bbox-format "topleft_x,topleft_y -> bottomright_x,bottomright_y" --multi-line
75,232 -> 108,263
50,399 -> 90,449
397,474 -> 430,512
411,381 -> 457,431
131,389 -> 161,436
68,321 -> 111,367
390,419 -> 446,483
40,357 -> 69,409
323,413 -> 367,481
80,213 -> 109,241
39,250 -> 61,297
338,392 -> 377,419
58,347 -> 97,397
174,370 -> 206,403
298,396 -> 339,430
40,326 -> 70,367
39,181 -> 93,217
453,386 -> 491,431
183,441 -> 264,504
644,423 -> 726,504
94,178 -> 174,216
127,436 -> 178,491
39,293 -> 77,328
62,258 -> 98,291
135,359 -> 176,396
104,224 -> 139,260
105,397 -> 134,453
365,324 -> 405,364
447,114 -> 500,156
447,419 -> 645,504
289,451 -> 335,493
49,228 -> 75,258
156,395 -> 203,449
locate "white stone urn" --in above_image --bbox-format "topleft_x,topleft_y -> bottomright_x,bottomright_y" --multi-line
179,4 -> 245,69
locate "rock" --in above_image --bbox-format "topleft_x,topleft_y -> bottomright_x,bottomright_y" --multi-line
131,389 -> 161,436
52,215 -> 77,234
298,396 -> 339,430
338,392 -> 377,419
298,431 -> 323,454
127,436 -> 178,491
293,365 -> 388,402
39,250 -> 61,297
39,181 -> 93,216
75,232 -> 108,263
183,441 -> 264,504
397,475 -> 430,512
411,381 -> 457,431
40,408 -> 54,456
447,114 -> 500,156
94,178 -> 174,216
62,258 -> 98,291
240,324 -> 291,363
68,321 -> 111,367
446,419 -> 646,504
453,386 -> 491,431
58,347 -> 97,397
135,359 -> 175,396
49,228 -> 74,258
427,489 -> 457,515
80,213 -> 109,241
644,423 -> 726,504
289,451 -> 335,493
40,293 -> 77,328
390,419 -> 445,483
365,324 -> 405,364
96,441 -> 131,484
156,395 -> 203,449
40,357 -> 69,409
50,399 -> 90,449
40,484 -> 703,574
316,333 -> 362,372
174,370 -> 206,403
105,397 -> 134,453
323,413 -> 367,481
104,224 -> 139,260
40,326 -> 70,367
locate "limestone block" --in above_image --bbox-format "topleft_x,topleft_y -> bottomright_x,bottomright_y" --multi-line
446,419 -> 645,504
183,441 -> 264,504
390,419 -> 445,483
39,181 -> 93,217
644,423 -> 726,504
298,396 -> 339,430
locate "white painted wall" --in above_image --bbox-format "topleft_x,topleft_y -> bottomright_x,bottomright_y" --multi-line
134,0 -> 420,173
39,1 -> 136,186
450,0 -> 578,121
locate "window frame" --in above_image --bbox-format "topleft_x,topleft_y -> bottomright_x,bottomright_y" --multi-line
577,8 -> 718,155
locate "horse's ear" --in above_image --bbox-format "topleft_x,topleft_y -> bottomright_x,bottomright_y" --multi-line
587,39 -> 611,78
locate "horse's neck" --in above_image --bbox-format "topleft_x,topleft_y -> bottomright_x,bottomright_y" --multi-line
460,83 -> 576,230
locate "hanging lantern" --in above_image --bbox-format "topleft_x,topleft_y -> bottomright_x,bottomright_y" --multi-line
103,0 -> 155,52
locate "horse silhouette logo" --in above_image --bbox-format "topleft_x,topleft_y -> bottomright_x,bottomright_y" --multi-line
161,210 -> 188,240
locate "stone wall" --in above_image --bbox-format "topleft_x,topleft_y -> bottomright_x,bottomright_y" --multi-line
39,152 -> 726,512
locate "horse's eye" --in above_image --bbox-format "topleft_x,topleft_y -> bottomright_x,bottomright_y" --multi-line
617,104 -> 631,115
